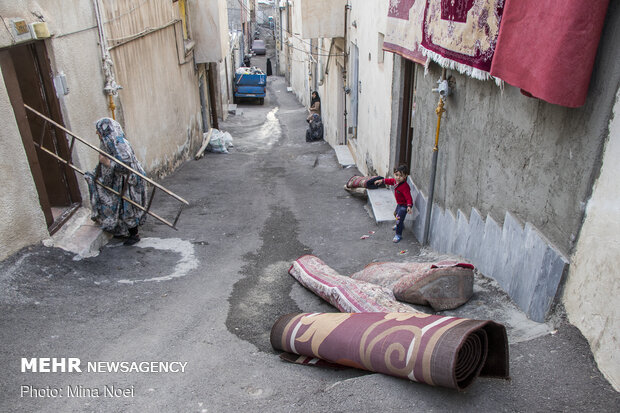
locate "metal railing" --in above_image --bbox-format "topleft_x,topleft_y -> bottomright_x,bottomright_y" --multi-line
24,104 -> 189,229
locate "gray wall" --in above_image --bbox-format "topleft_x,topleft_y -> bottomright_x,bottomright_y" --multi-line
408,2 -> 620,256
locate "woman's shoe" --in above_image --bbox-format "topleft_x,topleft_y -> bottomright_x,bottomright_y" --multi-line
392,235 -> 402,243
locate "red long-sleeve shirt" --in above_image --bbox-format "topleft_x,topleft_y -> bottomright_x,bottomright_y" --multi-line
384,179 -> 413,207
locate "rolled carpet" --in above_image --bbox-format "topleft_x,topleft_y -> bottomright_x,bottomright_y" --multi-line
271,312 -> 509,391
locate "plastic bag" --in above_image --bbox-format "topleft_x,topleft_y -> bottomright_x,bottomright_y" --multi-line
207,129 -> 234,154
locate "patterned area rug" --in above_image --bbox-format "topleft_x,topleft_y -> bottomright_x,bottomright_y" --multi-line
288,255 -> 419,313
345,175 -> 384,189
420,0 -> 505,81
383,0 -> 428,64
271,311 -> 509,391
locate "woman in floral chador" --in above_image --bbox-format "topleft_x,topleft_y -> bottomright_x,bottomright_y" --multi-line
85,117 -> 147,245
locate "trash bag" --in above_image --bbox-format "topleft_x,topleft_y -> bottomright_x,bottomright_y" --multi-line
305,114 -> 323,142
207,129 -> 234,154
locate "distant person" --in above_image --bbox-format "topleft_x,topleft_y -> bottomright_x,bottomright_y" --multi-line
375,165 -> 413,243
308,91 -> 321,120
243,54 -> 251,67
84,117 -> 148,245
266,58 -> 273,76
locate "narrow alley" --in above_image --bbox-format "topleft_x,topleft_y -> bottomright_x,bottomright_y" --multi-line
1,53 -> 618,412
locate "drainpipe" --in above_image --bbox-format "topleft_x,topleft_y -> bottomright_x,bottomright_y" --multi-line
93,0 -> 121,119
343,1 -> 351,145
422,68 -> 450,245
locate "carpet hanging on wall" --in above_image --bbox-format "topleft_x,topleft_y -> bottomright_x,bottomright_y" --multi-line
383,0 -> 428,65
489,0 -> 610,108
420,0 -> 505,81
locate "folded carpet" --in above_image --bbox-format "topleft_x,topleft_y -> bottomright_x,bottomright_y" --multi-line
351,260 -> 475,310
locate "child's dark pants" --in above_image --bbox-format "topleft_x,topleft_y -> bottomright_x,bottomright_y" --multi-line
394,204 -> 408,236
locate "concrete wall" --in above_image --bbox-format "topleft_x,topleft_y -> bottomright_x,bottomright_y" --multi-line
287,1 -> 310,108
563,87 -> 620,391
299,0 -> 346,39
104,0 -> 203,176
192,0 -> 228,63
0,71 -> 49,261
408,2 -> 620,257
318,39 -> 345,147
346,0 -> 394,176
399,3 -> 620,324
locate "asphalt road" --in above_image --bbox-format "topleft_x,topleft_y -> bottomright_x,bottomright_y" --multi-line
0,31 -> 618,413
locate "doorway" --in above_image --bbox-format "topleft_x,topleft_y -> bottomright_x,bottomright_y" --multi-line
398,59 -> 417,169
0,41 -> 81,235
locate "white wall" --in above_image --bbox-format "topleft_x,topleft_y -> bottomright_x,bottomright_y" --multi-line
288,1 -> 310,107
0,72 -> 49,261
563,88 -> 620,391
347,0 -> 394,176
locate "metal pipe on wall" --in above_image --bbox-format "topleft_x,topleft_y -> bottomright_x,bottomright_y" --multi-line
343,1 -> 351,145
93,0 -> 121,119
422,68 -> 447,245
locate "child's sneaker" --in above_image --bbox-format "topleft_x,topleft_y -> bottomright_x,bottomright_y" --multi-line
392,235 -> 402,243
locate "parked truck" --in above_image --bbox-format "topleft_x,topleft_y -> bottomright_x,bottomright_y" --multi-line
233,67 -> 266,105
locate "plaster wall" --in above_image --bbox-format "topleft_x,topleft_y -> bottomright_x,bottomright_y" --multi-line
407,2 -> 620,255
103,0 -> 203,176
346,0 -> 394,176
191,0 -> 229,63
299,0 -> 346,39
0,71 -> 48,261
287,1 -> 310,108
563,88 -> 620,391
318,40 -> 345,147
0,1 -> 109,189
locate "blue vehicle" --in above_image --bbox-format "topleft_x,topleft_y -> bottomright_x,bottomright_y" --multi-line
234,70 -> 266,105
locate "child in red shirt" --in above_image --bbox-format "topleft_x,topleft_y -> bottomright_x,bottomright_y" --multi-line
375,165 -> 413,243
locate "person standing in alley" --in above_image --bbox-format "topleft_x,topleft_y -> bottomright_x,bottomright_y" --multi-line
84,117 -> 148,245
375,164 -> 413,243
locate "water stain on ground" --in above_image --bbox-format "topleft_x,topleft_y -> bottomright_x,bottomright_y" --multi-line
225,206 -> 309,352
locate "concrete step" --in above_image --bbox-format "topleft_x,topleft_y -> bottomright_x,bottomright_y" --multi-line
42,207 -> 111,260
367,187 -> 416,225
228,104 -> 243,116
333,145 -> 355,168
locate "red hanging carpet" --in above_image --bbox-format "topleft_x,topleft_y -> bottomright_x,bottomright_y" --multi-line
490,0 -> 610,107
